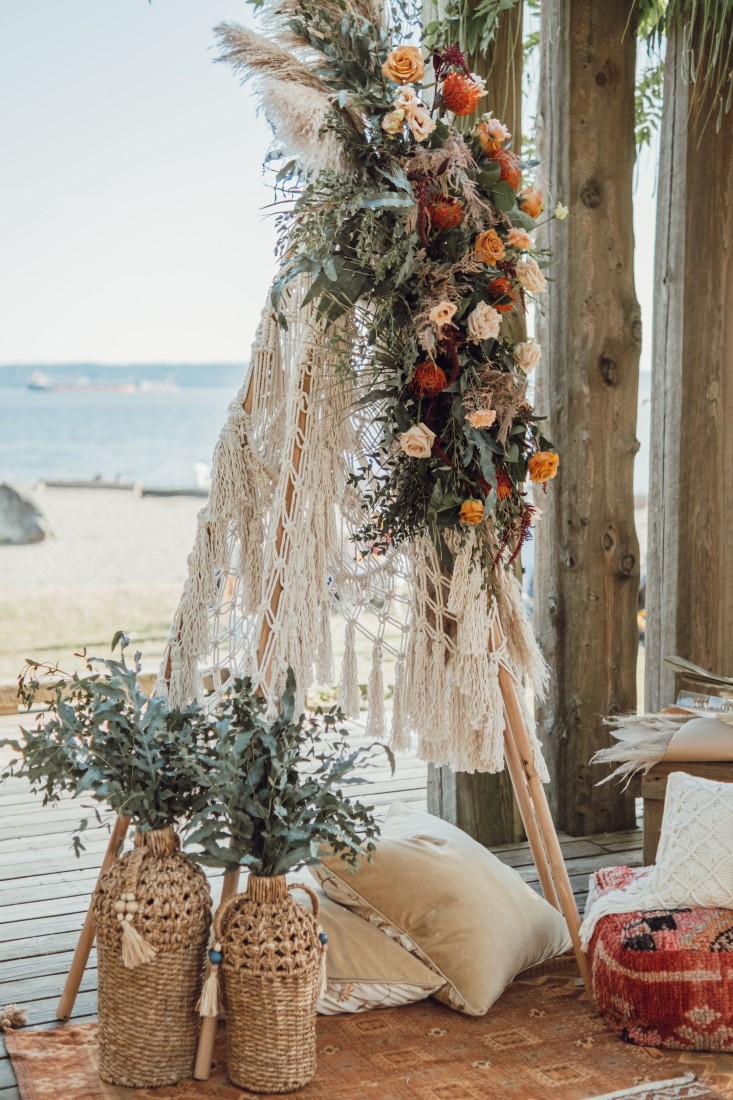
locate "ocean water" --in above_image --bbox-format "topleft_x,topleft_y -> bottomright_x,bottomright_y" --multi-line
0,367 -> 652,492
0,377 -> 242,488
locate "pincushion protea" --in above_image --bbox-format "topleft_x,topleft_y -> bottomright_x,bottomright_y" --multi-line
441,72 -> 485,116
410,361 -> 447,397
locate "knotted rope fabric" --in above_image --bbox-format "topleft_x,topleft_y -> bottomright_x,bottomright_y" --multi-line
157,280 -> 548,777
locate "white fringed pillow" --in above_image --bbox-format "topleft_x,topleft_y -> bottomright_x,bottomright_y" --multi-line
650,770 -> 733,908
580,771 -> 733,949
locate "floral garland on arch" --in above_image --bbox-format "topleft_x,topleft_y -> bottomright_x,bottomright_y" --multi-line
253,4 -> 568,573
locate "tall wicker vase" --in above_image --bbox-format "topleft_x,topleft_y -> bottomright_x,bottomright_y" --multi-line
214,875 -> 325,1093
92,826 -> 212,1088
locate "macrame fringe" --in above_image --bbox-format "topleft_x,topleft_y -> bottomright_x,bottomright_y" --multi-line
339,621 -> 361,720
365,644 -> 385,739
591,713 -> 691,786
390,653 -> 408,751
121,919 -> 157,969
0,1005 -> 27,1032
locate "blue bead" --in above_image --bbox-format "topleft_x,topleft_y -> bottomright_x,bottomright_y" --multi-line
209,949 -> 223,964
319,932 -> 328,945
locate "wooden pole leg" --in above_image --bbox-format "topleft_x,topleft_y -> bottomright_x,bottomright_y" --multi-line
498,664 -> 593,995
502,724 -> 560,911
56,813 -> 131,1020
193,865 -> 242,1081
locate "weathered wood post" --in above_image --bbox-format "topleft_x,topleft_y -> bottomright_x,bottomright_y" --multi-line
646,20 -> 733,710
535,0 -> 641,835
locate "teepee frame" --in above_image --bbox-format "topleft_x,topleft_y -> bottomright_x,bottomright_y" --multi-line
55,360 -> 592,1080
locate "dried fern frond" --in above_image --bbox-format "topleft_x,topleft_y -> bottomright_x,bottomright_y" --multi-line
214,22 -> 331,95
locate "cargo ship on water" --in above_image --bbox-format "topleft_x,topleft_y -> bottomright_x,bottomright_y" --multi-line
27,370 -> 177,394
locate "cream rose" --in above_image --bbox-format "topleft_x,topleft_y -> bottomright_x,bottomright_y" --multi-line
466,301 -> 501,342
381,109 -> 405,135
466,409 -> 497,429
394,86 -> 419,113
515,257 -> 547,294
407,107 -> 436,142
399,422 -> 435,459
429,300 -> 457,329
507,227 -> 533,251
554,201 -> 569,220
382,46 -> 425,85
513,340 -> 542,372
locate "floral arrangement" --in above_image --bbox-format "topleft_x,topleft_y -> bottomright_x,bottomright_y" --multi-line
249,0 -> 566,570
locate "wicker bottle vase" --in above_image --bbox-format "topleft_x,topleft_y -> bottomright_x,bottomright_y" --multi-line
92,826 -> 212,1088
214,875 -> 325,1093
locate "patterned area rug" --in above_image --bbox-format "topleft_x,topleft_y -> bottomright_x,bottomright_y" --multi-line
6,960 -> 733,1100
586,1072 -> 726,1099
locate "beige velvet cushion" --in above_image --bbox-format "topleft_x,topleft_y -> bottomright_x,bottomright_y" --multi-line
310,802 -> 571,1016
287,875 -> 442,1014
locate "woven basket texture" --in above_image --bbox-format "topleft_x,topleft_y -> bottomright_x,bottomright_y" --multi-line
92,826 -> 212,1087
218,875 -> 323,1093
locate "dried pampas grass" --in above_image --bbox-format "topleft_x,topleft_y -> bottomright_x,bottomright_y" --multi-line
214,22 -> 330,95
260,79 -> 345,177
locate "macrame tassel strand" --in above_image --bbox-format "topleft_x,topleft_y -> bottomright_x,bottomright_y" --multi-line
120,918 -> 158,969
339,621 -> 361,720
365,644 -> 385,739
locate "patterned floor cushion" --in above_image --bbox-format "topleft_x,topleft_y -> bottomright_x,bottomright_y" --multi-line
588,865 -> 733,1051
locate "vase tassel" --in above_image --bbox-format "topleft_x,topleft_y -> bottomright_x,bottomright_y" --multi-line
198,942 -> 222,1018
120,919 -> 157,969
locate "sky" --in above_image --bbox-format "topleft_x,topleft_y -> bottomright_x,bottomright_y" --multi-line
0,1 -> 658,368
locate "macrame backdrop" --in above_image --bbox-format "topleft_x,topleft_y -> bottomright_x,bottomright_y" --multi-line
158,276 -> 548,778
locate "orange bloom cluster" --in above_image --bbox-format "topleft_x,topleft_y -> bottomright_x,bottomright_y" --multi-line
528,451 -> 559,483
488,277 -> 516,313
442,72 -> 484,116
495,467 -> 512,500
491,149 -> 522,191
410,360 -> 447,397
429,198 -> 463,231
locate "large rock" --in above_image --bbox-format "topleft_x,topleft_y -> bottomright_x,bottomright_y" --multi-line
0,483 -> 50,545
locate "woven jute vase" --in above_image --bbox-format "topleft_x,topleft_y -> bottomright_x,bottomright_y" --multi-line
92,826 -> 212,1088
215,875 -> 325,1094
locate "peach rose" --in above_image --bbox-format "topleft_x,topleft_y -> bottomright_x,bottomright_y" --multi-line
408,106 -> 436,142
513,340 -> 542,372
466,301 -> 501,342
465,409 -> 497,429
382,46 -> 425,85
518,187 -> 543,219
459,499 -> 484,525
394,86 -> 420,112
476,116 -> 511,152
429,300 -> 457,329
528,451 -> 559,483
400,422 -> 435,459
516,257 -> 547,294
474,229 -> 506,264
382,109 -> 405,135
507,227 -> 533,251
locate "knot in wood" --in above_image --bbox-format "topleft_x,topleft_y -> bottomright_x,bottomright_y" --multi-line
602,530 -> 615,553
580,179 -> 602,208
599,355 -> 618,386
621,552 -> 636,575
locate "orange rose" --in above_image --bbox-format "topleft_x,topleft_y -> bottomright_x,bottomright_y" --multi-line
475,116 -> 511,152
441,72 -> 486,116
382,46 -> 424,85
518,187 -> 543,219
459,499 -> 484,525
474,229 -> 506,265
528,451 -> 559,483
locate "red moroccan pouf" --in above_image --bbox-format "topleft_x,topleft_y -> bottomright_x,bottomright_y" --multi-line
588,865 -> 733,1050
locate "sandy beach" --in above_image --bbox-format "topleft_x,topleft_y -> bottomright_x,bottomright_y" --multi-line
0,484 -> 203,680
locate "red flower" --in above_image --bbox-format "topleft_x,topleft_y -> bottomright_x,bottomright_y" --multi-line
491,149 -> 522,192
496,466 -> 513,501
441,72 -> 485,117
410,361 -> 447,397
488,277 -> 517,314
429,198 -> 463,231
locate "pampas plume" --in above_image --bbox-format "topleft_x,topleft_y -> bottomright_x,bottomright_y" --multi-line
591,712 -> 691,786
214,23 -> 330,95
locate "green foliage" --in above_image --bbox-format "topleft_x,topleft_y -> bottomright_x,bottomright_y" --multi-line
3,636 -> 213,852
424,0 -> 520,55
636,55 -> 665,147
185,671 -> 392,876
